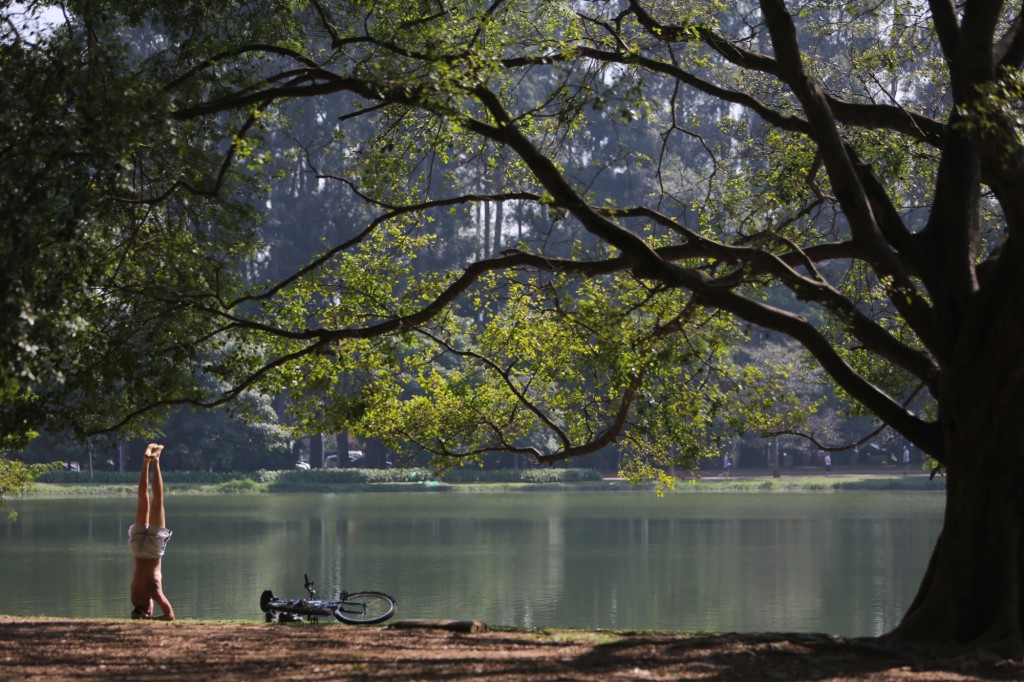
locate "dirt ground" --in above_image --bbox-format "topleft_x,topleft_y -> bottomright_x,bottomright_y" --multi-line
1,617 -> 1021,681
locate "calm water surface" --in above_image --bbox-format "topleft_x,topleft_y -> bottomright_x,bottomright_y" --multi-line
0,491 -> 943,636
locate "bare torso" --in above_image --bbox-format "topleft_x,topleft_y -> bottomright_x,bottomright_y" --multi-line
130,548 -> 174,619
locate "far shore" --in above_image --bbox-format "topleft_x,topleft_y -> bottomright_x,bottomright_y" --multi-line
20,466 -> 946,498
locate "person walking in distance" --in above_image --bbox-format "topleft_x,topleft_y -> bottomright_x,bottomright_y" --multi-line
129,443 -> 175,620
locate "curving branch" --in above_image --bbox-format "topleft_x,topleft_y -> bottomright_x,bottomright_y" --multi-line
410,326 -> 648,463
418,329 -> 575,454
928,0 -> 961,68
85,341 -> 324,436
626,0 -> 782,77
616,2 -> 946,145
163,44 -> 324,92
607,206 -> 939,386
160,16 -> 944,455
225,190 -> 539,310
996,12 -> 1024,68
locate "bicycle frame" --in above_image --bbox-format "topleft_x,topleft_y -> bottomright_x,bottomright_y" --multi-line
260,574 -> 397,625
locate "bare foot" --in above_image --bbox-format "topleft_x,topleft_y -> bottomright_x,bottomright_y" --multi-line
145,443 -> 164,461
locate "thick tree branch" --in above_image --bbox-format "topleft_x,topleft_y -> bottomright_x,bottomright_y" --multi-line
165,22 -> 943,455
687,282 -> 941,454
608,3 -> 946,145
86,341 -> 321,436
464,82 -> 940,453
412,327 -> 648,463
163,43 -> 323,92
996,12 -> 1024,68
759,0 -> 944,359
226,190 -> 538,309
609,207 -> 939,386
511,47 -> 945,147
928,0 -> 961,68
626,0 -> 782,77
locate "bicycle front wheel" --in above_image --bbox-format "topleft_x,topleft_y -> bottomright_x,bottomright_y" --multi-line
334,591 -> 397,625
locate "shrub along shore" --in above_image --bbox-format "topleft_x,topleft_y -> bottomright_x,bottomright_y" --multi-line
23,467 -> 947,496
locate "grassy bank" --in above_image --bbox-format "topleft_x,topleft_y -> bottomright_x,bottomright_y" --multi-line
20,467 -> 946,497
669,474 -> 946,492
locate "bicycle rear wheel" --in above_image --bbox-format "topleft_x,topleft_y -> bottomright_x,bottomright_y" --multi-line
333,591 -> 397,624
259,590 -> 275,613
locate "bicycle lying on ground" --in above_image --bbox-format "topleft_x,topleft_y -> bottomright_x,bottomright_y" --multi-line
260,574 -> 397,625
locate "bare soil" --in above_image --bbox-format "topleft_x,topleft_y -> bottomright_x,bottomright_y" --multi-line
1,616 -> 1021,681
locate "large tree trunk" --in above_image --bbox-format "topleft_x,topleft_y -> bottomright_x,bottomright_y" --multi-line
890,456 -> 1024,656
888,254 -> 1024,657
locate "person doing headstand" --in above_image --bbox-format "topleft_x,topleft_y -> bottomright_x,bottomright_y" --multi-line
129,443 -> 175,620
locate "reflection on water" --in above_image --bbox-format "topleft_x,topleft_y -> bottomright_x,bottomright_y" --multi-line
0,491 -> 943,636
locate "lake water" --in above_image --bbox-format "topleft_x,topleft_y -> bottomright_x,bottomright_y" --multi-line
0,491 -> 943,636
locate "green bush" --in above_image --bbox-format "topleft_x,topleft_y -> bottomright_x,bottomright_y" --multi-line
215,478 -> 259,493
268,468 -> 434,489
442,468 -> 603,484
253,470 -> 281,484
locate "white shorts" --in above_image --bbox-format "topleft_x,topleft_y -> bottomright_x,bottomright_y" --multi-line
128,524 -> 173,559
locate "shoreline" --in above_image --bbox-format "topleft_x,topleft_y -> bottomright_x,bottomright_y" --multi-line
20,469 -> 946,498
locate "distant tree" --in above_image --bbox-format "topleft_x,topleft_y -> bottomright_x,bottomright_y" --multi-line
158,399 -> 293,472
15,431 -> 101,468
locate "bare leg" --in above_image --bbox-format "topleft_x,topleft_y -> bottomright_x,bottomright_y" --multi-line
134,458 -> 151,526
150,445 -> 166,528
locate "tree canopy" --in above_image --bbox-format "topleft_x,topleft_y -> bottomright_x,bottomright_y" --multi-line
5,0 -> 1024,656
